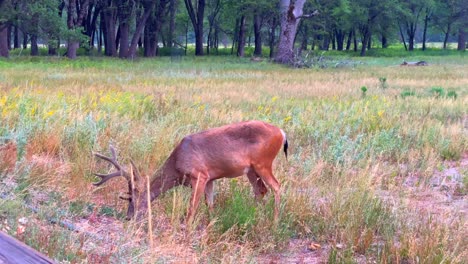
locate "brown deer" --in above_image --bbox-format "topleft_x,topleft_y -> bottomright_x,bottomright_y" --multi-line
92,120 -> 288,224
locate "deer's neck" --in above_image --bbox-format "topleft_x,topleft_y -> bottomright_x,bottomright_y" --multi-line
146,155 -> 183,201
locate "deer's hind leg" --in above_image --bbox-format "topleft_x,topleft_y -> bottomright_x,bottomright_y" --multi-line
252,165 -> 281,222
204,180 -> 215,216
247,170 -> 268,200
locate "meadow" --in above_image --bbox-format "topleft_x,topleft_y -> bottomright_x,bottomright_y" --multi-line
0,54 -> 467,263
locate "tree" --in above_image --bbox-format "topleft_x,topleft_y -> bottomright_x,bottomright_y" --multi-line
66,0 -> 90,59
275,0 -> 317,64
433,0 -> 468,49
184,0 -> 205,56
0,0 -> 12,57
399,0 -> 425,51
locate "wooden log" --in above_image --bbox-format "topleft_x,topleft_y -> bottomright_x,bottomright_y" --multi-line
400,60 -> 428,66
0,231 -> 56,263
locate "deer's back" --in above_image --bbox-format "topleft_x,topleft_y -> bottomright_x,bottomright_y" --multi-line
172,121 -> 284,178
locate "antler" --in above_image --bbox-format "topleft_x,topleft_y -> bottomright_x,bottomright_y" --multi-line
93,145 -> 130,186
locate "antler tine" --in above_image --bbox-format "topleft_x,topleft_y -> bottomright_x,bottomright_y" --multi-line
93,171 -> 123,186
93,144 -> 131,187
130,159 -> 142,182
94,152 -> 122,171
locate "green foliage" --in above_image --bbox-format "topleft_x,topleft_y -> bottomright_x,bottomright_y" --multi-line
447,91 -> 458,99
379,77 -> 388,89
360,86 -> 367,97
430,86 -> 445,97
400,90 -> 416,98
215,181 -> 257,234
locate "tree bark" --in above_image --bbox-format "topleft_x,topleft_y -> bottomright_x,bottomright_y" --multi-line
443,22 -> 452,49
398,23 -> 407,51
353,28 -> 357,52
119,22 -> 129,58
346,30 -> 352,50
13,25 -> 19,49
22,32 -> 27,49
458,28 -> 466,50
269,17 -> 277,58
127,2 -> 153,59
253,14 -> 262,56
103,5 -> 117,56
184,0 -> 205,56
381,34 -> 387,48
168,0 -> 177,48
48,44 -> 57,55
231,18 -> 239,55
7,25 -> 11,50
335,29 -> 344,50
67,0 -> 90,59
360,26 -> 370,56
275,0 -> 309,64
422,12 -> 429,51
237,15 -> 246,57
30,34 -> 38,56
0,24 -> 9,57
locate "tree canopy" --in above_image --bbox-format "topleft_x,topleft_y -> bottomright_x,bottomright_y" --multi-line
0,0 -> 466,59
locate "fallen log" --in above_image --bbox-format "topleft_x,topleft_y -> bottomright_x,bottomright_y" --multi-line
400,60 -> 428,66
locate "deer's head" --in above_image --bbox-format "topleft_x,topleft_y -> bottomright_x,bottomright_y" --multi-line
93,145 -> 147,220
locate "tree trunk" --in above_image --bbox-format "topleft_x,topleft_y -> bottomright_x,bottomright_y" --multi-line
31,35 -> 38,56
67,0 -> 89,59
367,32 -> 371,50
353,28 -> 357,52
346,30 -> 352,50
336,29 -> 344,50
126,2 -> 153,59
458,28 -> 466,50
231,18 -> 239,55
443,22 -> 452,49
48,44 -> 57,55
422,12 -> 429,51
360,26 -> 370,56
67,41 -> 79,58
13,26 -> 19,49
253,14 -> 262,56
275,0 -> 308,64
237,15 -> 246,57
269,17 -> 277,58
300,25 -> 308,51
22,32 -> 27,49
7,25 -> 11,50
104,6 -> 117,56
398,24 -> 407,51
119,22 -> 129,58
381,34 -> 387,48
331,32 -> 336,50
0,24 -> 9,57
184,0 -> 205,56
320,35 -> 330,50
168,0 -> 176,47
144,18 -> 157,57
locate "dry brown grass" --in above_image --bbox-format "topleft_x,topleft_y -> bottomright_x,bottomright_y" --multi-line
0,56 -> 466,263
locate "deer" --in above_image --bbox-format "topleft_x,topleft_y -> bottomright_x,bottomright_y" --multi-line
92,120 -> 288,224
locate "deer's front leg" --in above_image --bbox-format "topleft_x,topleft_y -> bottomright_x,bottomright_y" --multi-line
186,172 -> 208,224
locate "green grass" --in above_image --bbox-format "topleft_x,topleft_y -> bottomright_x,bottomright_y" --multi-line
0,54 -> 466,263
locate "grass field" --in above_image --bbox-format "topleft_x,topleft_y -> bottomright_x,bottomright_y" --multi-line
0,54 -> 467,263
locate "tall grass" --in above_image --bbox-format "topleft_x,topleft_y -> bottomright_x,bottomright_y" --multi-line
0,56 -> 466,263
